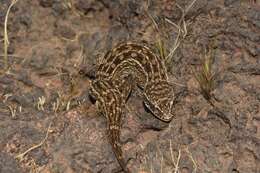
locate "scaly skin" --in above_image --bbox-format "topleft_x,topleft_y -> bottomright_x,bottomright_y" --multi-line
89,42 -> 175,172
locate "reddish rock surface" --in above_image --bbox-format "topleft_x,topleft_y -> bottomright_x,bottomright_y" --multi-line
0,0 -> 259,173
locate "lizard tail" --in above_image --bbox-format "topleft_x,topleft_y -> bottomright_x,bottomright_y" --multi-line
108,127 -> 131,173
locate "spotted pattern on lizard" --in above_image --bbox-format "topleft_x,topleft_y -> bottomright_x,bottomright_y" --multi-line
89,42 -> 175,172
89,77 -> 131,173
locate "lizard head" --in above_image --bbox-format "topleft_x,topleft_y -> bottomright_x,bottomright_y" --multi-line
143,80 -> 174,122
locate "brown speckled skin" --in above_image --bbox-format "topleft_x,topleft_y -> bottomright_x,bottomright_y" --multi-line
89,42 -> 174,172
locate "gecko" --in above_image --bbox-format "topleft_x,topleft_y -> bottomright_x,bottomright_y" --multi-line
88,42 -> 175,172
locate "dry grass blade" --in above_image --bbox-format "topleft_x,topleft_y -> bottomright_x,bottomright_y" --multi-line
185,0 -> 198,14
160,155 -> 164,173
185,148 -> 198,173
170,140 -> 177,167
145,0 -> 159,33
15,122 -> 52,161
62,0 -> 86,17
37,96 -> 46,111
145,0 -> 170,61
174,150 -> 181,173
155,37 -> 167,59
3,0 -> 19,71
7,105 -> 16,118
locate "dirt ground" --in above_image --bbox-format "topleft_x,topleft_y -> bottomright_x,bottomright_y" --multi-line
0,0 -> 259,173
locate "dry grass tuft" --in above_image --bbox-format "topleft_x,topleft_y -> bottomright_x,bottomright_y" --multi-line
139,140 -> 198,173
146,0 -> 198,65
2,0 -> 19,72
194,49 -> 216,101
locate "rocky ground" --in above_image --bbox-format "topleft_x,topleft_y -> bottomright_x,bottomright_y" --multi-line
0,0 -> 259,173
